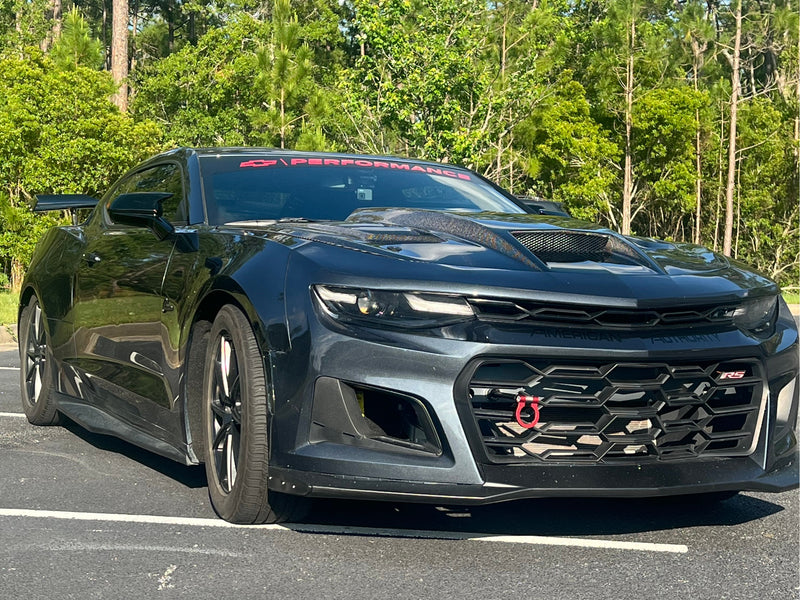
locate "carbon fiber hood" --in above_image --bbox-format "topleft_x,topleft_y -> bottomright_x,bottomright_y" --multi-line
256,208 -> 778,305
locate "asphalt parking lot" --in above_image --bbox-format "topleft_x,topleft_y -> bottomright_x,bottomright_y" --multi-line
1,345 -> 798,599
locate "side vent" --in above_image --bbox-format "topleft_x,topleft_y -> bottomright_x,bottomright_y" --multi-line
309,377 -> 442,455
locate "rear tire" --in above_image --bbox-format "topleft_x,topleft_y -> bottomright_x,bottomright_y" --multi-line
19,296 -> 60,426
202,304 -> 309,524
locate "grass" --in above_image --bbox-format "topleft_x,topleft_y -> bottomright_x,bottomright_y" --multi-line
0,291 -> 17,325
782,291 -> 799,305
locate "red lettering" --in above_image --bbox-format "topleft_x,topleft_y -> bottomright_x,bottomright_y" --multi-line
240,159 -> 277,168
240,156 -> 473,181
719,370 -> 746,380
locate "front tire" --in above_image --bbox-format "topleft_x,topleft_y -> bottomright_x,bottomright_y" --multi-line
202,305 -> 308,524
19,296 -> 60,426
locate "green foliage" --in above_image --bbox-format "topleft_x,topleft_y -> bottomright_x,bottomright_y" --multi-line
631,87 -> 704,234
342,0 -> 501,163
0,50 -> 164,288
131,16 -> 269,146
0,0 -> 50,52
250,0 -> 328,149
0,291 -> 17,324
0,0 -> 796,288
50,8 -> 103,70
514,77 -> 620,220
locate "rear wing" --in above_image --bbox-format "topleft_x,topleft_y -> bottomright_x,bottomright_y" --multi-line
33,194 -> 99,225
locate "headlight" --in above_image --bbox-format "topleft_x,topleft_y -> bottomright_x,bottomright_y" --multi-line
733,295 -> 778,335
314,285 -> 475,328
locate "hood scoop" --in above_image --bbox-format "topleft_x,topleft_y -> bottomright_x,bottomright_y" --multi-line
347,208 -> 543,270
510,230 -> 653,268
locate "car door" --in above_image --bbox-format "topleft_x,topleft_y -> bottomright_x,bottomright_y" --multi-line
71,163 -> 187,435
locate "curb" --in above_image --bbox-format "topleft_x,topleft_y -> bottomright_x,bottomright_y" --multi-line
0,323 -> 17,346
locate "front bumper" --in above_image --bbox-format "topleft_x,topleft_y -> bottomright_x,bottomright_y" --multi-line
269,449 -> 798,502
268,288 -> 800,503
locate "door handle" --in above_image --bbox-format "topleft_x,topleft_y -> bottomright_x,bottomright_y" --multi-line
82,252 -> 101,266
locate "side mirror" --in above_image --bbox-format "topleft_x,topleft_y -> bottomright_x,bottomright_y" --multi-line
108,192 -> 175,241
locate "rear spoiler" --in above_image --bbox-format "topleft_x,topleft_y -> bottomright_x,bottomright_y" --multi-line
33,194 -> 99,225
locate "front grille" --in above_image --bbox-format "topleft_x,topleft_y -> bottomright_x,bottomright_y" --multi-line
467,299 -> 737,330
466,358 -> 762,464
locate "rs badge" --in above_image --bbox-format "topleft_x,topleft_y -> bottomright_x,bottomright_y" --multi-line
515,395 -> 541,429
718,370 -> 746,380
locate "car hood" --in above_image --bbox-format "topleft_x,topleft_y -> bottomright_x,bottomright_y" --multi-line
233,208 -> 777,305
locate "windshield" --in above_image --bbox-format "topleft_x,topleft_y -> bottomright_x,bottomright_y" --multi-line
198,155 -> 525,225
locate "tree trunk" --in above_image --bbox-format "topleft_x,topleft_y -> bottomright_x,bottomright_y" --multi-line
53,0 -> 62,38
722,0 -> 742,256
103,1 -> 109,69
130,0 -> 139,70
10,258 -> 24,294
713,101 -> 725,250
690,32 -> 707,246
621,11 -> 635,235
40,0 -> 62,51
111,0 -> 129,111
694,109 -> 703,244
796,4 -> 800,166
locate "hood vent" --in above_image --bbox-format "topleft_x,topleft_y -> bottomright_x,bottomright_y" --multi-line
348,208 -> 542,270
511,230 -> 650,267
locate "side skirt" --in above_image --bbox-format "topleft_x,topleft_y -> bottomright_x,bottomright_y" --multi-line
55,392 -> 197,466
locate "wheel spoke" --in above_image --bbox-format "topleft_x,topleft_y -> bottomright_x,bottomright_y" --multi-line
219,336 -> 231,399
226,427 -> 237,489
33,305 -> 41,342
33,363 -> 42,399
22,303 -> 48,404
209,328 -> 245,494
210,400 -> 228,420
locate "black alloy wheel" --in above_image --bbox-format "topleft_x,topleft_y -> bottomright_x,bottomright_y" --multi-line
19,296 -> 59,425
202,304 -> 309,524
209,329 -> 241,492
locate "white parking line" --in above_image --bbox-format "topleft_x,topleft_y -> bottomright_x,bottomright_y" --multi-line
0,366 -> 19,370
0,412 -> 26,418
0,507 -> 688,553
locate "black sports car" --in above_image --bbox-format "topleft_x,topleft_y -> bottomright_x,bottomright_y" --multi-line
19,148 -> 799,523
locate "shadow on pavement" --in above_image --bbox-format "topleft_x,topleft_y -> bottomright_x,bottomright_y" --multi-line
58,414 -> 786,535
299,493 -> 785,537
61,417 -> 207,489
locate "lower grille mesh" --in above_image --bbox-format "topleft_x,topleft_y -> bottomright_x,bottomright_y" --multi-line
466,359 -> 762,464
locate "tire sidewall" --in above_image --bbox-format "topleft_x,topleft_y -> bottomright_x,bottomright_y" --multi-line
19,296 -> 56,423
202,305 -> 270,522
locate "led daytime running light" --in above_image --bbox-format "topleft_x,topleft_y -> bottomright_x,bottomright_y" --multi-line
403,293 -> 473,316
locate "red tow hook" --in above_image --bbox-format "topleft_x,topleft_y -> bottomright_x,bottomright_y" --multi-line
515,395 -> 541,429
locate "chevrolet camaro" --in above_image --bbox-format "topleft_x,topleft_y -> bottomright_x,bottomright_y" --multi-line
19,147 -> 799,523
